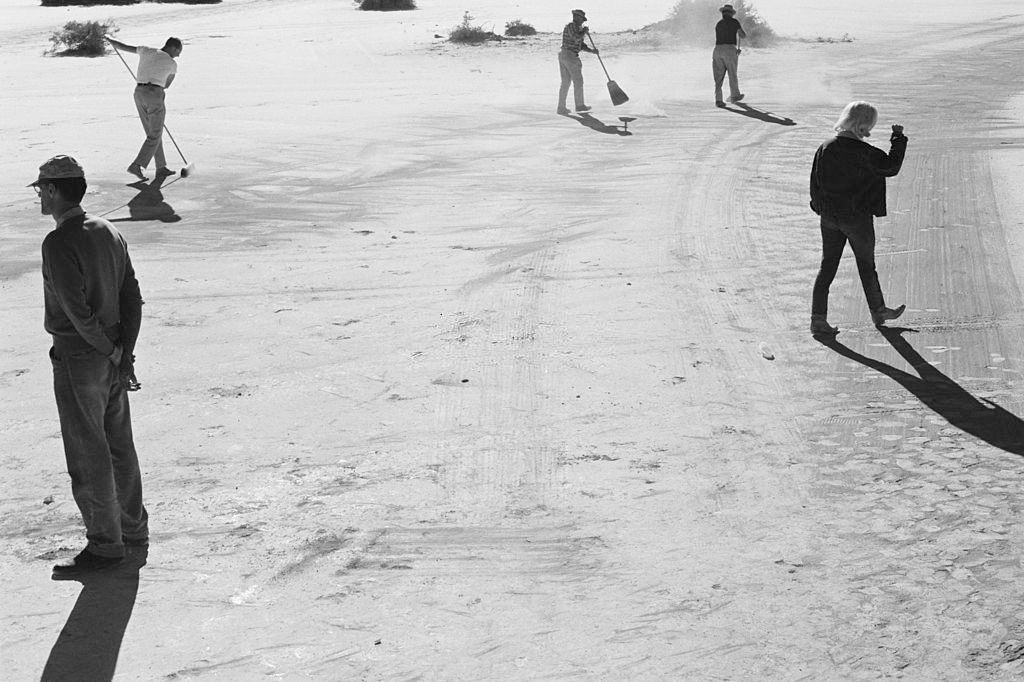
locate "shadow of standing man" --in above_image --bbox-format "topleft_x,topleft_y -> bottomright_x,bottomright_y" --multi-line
722,102 -> 796,126
816,327 -> 1024,456
116,175 -> 180,223
42,546 -> 149,682
566,112 -> 633,136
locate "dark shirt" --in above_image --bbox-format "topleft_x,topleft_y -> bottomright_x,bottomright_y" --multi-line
809,132 -> 908,218
715,17 -> 742,45
42,208 -> 143,356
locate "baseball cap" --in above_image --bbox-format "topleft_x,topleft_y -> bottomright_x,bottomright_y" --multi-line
28,155 -> 85,187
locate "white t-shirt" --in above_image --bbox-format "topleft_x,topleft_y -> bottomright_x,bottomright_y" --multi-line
136,46 -> 177,86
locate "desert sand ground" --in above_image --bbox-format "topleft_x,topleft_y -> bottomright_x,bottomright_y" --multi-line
2,0 -> 1024,680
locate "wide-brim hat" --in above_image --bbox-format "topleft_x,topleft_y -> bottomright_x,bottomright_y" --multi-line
719,4 -> 736,13
572,9 -> 587,21
29,155 -> 84,187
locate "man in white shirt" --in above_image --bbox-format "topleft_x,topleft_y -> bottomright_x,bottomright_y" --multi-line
106,36 -> 183,181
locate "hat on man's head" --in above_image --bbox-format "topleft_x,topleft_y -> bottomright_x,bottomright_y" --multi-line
572,9 -> 587,20
719,4 -> 736,13
29,155 -> 85,187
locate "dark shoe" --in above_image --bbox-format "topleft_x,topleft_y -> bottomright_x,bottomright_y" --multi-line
729,93 -> 745,103
575,105 -> 592,113
556,107 -> 570,115
127,164 -> 148,181
810,317 -> 838,335
154,166 -> 176,178
871,304 -> 906,327
715,101 -> 726,108
52,548 -> 124,577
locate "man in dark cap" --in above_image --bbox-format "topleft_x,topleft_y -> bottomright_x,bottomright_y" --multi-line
31,155 -> 148,577
713,4 -> 747,107
557,9 -> 599,115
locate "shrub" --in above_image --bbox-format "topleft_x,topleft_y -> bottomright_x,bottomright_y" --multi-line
49,20 -> 118,56
42,0 -> 220,4
448,11 -> 499,44
41,0 -> 138,6
653,0 -> 777,47
504,20 -> 536,37
359,0 -> 416,10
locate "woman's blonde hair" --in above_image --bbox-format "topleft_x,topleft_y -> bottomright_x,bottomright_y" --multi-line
833,101 -> 878,137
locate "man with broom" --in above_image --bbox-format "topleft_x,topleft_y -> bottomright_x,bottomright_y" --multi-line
557,9 -> 599,115
106,36 -> 183,181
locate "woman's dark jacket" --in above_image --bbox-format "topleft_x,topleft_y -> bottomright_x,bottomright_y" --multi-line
810,130 -> 907,218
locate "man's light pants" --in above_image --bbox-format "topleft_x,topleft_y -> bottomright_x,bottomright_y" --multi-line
558,49 -> 586,111
132,85 -> 167,169
712,44 -> 741,102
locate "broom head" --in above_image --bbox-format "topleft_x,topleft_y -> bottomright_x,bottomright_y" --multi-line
607,80 -> 629,106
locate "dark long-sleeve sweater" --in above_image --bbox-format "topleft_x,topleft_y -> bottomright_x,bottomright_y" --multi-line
810,131 -> 908,218
42,208 -> 143,356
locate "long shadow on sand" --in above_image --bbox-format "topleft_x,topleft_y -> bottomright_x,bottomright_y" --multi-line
721,102 -> 796,126
816,327 -> 1024,455
564,112 -> 632,136
112,176 -> 180,223
42,546 -> 148,682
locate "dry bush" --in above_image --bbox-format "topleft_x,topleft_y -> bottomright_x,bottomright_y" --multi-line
504,20 -> 537,37
48,20 -> 118,56
448,12 -> 500,44
360,0 -> 416,10
41,0 -> 137,5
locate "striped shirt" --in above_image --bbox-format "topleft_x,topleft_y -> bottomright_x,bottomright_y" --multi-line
561,22 -> 586,53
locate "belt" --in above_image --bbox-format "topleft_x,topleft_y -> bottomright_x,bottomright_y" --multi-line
137,82 -> 163,88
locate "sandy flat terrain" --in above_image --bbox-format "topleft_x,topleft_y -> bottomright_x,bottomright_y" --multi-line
2,0 -> 1024,679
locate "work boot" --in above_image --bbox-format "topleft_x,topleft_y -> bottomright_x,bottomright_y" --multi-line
716,101 -> 726,108
155,166 -> 176,178
556,107 -> 570,115
871,304 -> 906,327
52,548 -> 124,578
127,164 -> 147,181
810,315 -> 838,335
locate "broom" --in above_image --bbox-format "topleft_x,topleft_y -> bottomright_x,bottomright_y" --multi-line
587,33 -> 629,106
109,42 -> 194,178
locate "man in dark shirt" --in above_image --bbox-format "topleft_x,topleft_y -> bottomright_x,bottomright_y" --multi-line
809,102 -> 909,334
32,155 -> 148,577
713,4 -> 746,107
557,9 -> 599,115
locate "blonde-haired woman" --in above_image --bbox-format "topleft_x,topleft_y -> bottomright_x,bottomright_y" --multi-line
809,101 -> 908,335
